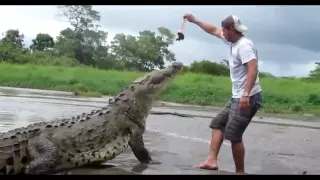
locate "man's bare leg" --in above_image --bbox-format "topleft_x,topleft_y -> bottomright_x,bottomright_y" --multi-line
231,141 -> 245,173
225,93 -> 262,173
197,128 -> 224,170
197,102 -> 231,170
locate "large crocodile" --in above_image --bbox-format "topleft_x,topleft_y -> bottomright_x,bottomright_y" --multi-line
0,62 -> 183,175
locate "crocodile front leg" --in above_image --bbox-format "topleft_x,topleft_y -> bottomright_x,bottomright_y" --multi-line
129,129 -> 152,164
25,136 -> 60,175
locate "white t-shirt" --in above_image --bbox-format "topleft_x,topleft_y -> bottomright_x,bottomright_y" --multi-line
220,32 -> 262,98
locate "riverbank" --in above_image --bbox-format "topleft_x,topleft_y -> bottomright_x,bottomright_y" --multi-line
0,63 -> 319,116
1,86 -> 320,126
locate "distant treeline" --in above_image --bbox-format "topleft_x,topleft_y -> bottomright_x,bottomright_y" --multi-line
0,5 -> 319,80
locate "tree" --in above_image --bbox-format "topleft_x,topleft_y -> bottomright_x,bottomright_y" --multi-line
0,40 -> 24,62
309,62 -> 320,78
189,60 -> 230,76
0,29 -> 27,63
0,29 -> 25,50
55,5 -> 110,66
30,33 -> 54,51
110,27 -> 176,71
110,33 -> 140,70
57,5 -> 100,33
54,28 -> 78,58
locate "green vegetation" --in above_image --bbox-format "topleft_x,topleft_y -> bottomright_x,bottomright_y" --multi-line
73,83 -> 102,97
0,5 -> 319,116
0,63 -> 319,115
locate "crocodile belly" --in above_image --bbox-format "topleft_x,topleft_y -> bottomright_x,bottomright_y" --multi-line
57,134 -> 131,170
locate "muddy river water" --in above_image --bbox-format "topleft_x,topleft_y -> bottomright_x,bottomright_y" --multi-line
0,87 -> 319,175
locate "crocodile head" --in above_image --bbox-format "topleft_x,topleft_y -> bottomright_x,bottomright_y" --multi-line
132,61 -> 183,99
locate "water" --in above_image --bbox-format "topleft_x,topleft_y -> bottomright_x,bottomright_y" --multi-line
0,87 -> 319,175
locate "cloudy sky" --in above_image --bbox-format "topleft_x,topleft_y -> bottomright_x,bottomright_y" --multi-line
0,5 -> 318,77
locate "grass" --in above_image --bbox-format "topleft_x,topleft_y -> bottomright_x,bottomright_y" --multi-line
73,83 -> 102,97
0,62 -> 319,116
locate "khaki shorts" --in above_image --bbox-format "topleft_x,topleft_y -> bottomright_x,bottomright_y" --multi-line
209,92 -> 263,142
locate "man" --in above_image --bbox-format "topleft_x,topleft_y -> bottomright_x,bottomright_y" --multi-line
183,14 -> 263,173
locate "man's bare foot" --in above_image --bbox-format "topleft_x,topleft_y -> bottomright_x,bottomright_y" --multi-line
196,158 -> 219,170
236,170 -> 245,174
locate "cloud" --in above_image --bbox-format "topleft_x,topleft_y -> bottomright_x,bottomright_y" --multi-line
0,6 -> 70,39
96,5 -> 320,77
97,5 -> 320,53
0,5 -> 318,77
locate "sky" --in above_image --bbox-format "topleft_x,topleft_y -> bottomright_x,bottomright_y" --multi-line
0,5 -> 319,77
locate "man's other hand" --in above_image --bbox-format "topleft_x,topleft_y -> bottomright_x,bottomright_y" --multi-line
239,96 -> 250,110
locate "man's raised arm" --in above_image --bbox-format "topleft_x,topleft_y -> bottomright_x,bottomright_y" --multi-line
183,13 -> 223,39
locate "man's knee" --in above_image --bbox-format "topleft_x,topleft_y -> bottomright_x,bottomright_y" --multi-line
225,133 -> 244,143
211,128 -> 224,137
209,107 -> 230,130
224,113 -> 252,142
230,139 -> 243,144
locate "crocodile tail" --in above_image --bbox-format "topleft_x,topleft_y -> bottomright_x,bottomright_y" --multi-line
0,129 -> 29,175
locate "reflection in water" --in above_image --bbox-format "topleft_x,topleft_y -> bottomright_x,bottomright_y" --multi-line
0,96 -> 96,132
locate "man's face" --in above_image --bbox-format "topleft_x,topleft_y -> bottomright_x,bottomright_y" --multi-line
222,27 -> 234,42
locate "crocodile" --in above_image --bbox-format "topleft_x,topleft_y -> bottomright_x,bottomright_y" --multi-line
0,61 -> 183,175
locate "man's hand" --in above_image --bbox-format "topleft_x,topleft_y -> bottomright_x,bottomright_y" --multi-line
183,13 -> 197,23
239,96 -> 250,110
183,13 -> 222,38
